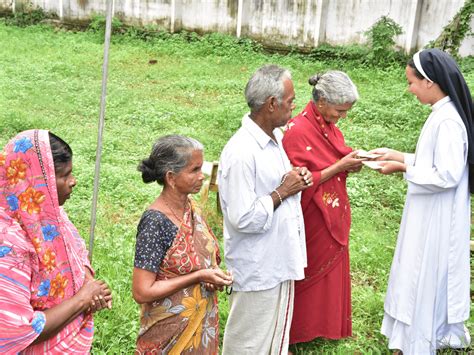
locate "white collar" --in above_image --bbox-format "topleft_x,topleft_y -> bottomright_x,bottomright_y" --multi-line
242,114 -> 274,149
432,96 -> 451,111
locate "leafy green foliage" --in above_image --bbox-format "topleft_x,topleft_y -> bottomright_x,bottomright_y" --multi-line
429,0 -> 474,58
0,22 -> 472,354
4,2 -> 50,27
364,16 -> 406,67
308,44 -> 369,65
88,14 -> 124,37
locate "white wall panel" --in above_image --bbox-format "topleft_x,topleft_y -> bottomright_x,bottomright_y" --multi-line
2,0 -> 472,55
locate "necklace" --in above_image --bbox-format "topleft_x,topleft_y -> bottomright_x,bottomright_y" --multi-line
163,198 -> 187,225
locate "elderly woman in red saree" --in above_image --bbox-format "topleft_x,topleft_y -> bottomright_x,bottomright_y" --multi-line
282,71 -> 362,344
0,129 -> 112,353
132,135 -> 233,354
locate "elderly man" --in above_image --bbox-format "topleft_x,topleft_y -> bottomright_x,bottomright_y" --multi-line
219,64 -> 313,354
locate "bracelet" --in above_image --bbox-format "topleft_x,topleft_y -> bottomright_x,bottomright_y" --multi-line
273,189 -> 283,205
280,173 -> 288,186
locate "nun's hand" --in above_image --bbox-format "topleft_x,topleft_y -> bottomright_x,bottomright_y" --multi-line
378,161 -> 406,175
369,148 -> 405,162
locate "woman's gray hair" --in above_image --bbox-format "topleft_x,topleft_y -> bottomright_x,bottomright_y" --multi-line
309,70 -> 359,105
245,64 -> 292,112
138,135 -> 203,185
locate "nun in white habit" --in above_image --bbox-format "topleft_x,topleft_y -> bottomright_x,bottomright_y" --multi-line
370,48 -> 473,354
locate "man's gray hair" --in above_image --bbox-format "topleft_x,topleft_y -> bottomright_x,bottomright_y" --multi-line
309,70 -> 359,105
245,65 -> 292,112
138,135 -> 203,185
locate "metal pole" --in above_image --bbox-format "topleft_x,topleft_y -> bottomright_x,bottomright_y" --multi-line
59,0 -> 63,19
89,0 -> 114,263
170,0 -> 175,33
236,0 -> 243,38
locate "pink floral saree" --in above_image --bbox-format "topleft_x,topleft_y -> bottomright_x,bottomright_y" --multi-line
0,130 -> 93,353
136,200 -> 221,355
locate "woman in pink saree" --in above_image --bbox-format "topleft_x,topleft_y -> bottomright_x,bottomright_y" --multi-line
0,129 -> 112,353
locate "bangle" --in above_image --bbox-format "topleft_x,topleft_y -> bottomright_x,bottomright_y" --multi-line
273,189 -> 283,205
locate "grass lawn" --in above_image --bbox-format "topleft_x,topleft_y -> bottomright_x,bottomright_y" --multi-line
0,21 -> 473,354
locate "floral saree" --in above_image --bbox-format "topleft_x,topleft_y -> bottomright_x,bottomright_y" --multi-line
0,130 -> 93,353
136,200 -> 221,354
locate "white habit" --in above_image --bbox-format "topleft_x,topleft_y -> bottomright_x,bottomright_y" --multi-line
382,96 -> 471,354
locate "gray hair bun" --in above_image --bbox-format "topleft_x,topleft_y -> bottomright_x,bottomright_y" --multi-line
138,158 -> 158,183
308,74 -> 322,86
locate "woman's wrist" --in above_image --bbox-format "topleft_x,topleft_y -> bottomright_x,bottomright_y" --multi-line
196,269 -> 205,283
334,160 -> 344,174
77,298 -> 89,314
73,289 -> 90,313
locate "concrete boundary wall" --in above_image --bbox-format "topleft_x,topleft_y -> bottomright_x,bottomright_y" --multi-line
1,0 -> 472,56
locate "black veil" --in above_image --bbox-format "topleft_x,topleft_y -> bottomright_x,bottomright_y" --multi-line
418,49 -> 474,192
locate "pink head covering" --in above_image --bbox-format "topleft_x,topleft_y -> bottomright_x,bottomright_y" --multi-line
0,129 -> 87,307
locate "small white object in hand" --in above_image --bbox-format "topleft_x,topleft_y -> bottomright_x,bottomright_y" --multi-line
356,150 -> 382,159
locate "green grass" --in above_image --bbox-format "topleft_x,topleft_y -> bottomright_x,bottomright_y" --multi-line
0,22 -> 473,354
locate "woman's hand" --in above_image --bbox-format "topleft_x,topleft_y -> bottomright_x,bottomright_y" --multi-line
33,279 -> 112,344
369,147 -> 405,163
199,268 -> 233,288
338,151 -> 364,172
377,161 -> 406,175
134,267 -> 232,304
78,279 -> 112,313
83,268 -> 112,312
202,269 -> 233,292
319,151 -> 364,184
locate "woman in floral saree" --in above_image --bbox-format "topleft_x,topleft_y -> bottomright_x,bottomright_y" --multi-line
133,135 -> 233,354
0,129 -> 112,353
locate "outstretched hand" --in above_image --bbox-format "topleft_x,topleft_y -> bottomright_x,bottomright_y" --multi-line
369,147 -> 404,163
377,161 -> 406,175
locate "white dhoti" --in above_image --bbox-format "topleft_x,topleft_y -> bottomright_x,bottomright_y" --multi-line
222,280 -> 294,355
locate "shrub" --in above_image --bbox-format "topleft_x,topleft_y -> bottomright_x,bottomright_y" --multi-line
308,43 -> 369,65
88,14 -> 124,36
364,16 -> 406,67
4,2 -> 50,27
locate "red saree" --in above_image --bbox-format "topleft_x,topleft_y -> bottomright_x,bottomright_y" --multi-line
282,101 -> 353,342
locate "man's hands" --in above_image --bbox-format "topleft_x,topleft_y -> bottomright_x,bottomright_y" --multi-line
277,167 -> 313,199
